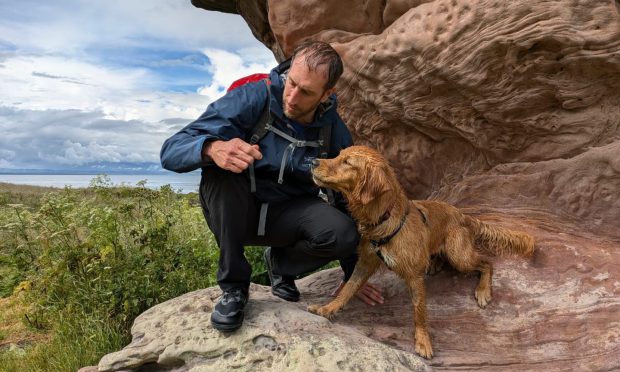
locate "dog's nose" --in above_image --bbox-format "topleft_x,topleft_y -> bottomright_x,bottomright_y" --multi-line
311,158 -> 320,168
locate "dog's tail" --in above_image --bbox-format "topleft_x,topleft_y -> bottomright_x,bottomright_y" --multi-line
467,217 -> 535,257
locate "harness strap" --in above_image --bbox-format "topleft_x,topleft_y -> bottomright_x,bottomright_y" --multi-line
248,80 -> 272,193
265,123 -> 321,184
317,116 -> 332,159
265,123 -> 321,148
370,207 -> 410,249
249,165 -> 257,193
257,202 -> 269,236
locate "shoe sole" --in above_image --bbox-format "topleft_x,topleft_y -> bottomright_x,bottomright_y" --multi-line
211,318 -> 243,332
271,288 -> 300,302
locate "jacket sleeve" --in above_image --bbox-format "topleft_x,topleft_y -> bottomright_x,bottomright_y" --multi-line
160,82 -> 269,173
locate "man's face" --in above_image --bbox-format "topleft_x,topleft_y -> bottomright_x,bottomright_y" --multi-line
283,55 -> 335,123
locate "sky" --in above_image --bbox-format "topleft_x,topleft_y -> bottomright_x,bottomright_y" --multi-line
0,0 -> 276,173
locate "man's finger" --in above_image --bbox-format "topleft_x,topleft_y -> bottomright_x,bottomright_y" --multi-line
225,158 -> 246,173
240,142 -> 262,160
360,284 -> 384,303
360,289 -> 383,304
363,283 -> 381,293
232,150 -> 256,165
360,283 -> 380,295
357,293 -> 376,306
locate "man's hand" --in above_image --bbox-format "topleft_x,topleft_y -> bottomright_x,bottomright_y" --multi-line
331,280 -> 384,306
204,138 -> 262,173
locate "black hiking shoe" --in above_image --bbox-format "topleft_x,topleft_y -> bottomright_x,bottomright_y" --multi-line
210,287 -> 248,332
264,247 -> 300,302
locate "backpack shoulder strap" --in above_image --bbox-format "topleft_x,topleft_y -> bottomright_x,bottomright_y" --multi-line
317,122 -> 335,204
248,79 -> 271,194
249,79 -> 272,145
317,122 -> 332,158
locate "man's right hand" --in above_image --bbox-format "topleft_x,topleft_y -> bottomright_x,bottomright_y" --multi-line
203,138 -> 262,173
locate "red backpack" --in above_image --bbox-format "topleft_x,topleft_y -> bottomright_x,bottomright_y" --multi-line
227,73 -> 270,92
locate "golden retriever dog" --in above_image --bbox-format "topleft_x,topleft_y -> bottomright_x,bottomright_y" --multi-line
309,145 -> 535,359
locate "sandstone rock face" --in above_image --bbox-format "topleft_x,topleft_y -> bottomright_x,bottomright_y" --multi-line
94,210 -> 618,371
194,0 -> 620,240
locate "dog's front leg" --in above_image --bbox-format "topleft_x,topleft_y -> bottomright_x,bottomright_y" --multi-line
308,244 -> 381,319
406,273 -> 434,359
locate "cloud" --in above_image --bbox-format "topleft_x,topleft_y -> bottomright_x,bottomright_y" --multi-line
198,47 -> 276,102
0,1 -> 278,171
0,53 -> 214,123
0,0 -> 259,53
0,107 -> 169,169
32,71 -> 71,80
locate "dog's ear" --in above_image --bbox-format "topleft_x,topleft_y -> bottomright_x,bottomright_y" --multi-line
355,163 -> 392,205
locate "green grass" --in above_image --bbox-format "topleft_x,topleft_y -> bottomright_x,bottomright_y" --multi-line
0,177 -> 338,370
0,178 -> 238,370
0,312 -> 126,372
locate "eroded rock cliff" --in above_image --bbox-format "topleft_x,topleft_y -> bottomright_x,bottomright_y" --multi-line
194,0 -> 620,239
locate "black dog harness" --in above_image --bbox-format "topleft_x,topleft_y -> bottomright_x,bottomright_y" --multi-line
370,206 -> 428,265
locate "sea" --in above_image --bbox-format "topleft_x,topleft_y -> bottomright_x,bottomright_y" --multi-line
0,172 -> 202,194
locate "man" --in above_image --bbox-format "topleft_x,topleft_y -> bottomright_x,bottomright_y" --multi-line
161,40 -> 382,332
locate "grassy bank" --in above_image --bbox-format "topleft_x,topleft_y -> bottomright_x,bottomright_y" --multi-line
0,177 -> 268,371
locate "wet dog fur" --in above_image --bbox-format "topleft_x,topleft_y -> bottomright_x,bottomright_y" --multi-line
309,145 -> 535,359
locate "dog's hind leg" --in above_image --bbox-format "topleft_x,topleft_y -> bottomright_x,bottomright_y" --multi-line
404,273 -> 433,359
308,243 -> 381,318
444,229 -> 493,308
426,254 -> 445,276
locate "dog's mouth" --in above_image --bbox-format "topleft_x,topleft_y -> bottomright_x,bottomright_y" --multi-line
311,169 -> 337,188
312,173 -> 328,187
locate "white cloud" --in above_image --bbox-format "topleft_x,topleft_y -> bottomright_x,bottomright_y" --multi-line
0,1 -> 278,171
198,47 -> 276,101
0,48 -> 275,123
0,107 -> 171,169
0,0 -> 258,53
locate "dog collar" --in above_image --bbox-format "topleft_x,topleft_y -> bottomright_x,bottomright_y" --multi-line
365,206 -> 394,230
370,207 -> 410,248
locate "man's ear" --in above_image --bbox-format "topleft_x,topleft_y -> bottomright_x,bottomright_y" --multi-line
355,164 -> 392,205
321,87 -> 336,103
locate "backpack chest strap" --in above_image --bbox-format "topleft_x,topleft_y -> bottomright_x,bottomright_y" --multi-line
265,123 -> 321,184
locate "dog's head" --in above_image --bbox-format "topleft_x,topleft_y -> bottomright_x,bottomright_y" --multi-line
312,145 -> 396,205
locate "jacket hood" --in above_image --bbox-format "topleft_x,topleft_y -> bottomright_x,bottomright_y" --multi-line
268,59 -> 339,128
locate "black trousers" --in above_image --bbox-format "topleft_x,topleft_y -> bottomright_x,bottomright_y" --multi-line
199,167 -> 359,291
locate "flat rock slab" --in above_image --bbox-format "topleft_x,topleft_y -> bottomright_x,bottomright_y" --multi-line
95,208 -> 619,371
97,282 -> 428,372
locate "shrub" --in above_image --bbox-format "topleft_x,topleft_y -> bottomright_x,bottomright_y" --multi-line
0,180 -> 264,369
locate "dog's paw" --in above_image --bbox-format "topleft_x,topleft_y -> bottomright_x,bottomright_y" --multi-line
307,304 -> 335,319
475,287 -> 492,308
307,304 -> 321,314
414,329 -> 434,359
308,305 -> 336,320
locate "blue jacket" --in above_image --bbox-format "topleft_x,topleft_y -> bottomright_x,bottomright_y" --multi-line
160,60 -> 353,203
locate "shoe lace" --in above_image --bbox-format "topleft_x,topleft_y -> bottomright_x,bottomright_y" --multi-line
221,289 -> 245,305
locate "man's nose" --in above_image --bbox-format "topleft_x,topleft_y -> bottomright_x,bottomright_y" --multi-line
288,87 -> 301,103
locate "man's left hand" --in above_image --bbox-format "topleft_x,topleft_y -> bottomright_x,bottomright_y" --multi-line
331,281 -> 384,306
